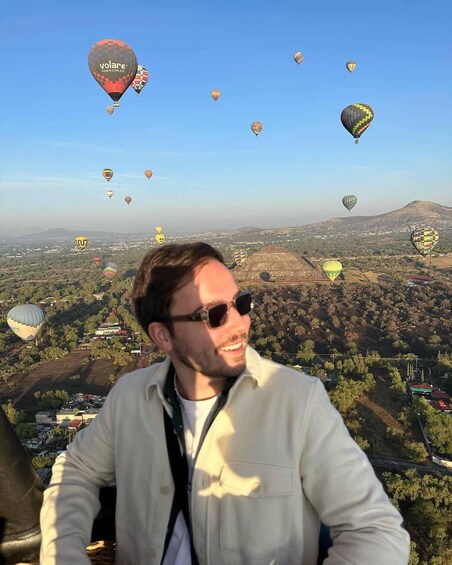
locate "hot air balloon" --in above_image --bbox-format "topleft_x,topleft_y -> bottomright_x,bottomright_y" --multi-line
154,226 -> 166,245
88,39 -> 138,107
103,168 -> 113,181
144,170 -> 153,179
102,261 -> 118,279
293,52 -> 304,64
75,236 -> 88,250
132,65 -> 149,94
7,304 -> 45,342
322,260 -> 343,282
342,195 -> 358,211
211,89 -> 220,101
125,196 -> 132,205
251,121 -> 263,136
233,249 -> 247,265
346,61 -> 356,73
93,257 -> 102,266
106,190 -> 114,198
106,106 -> 114,115
410,226 -> 439,256
341,104 -> 374,144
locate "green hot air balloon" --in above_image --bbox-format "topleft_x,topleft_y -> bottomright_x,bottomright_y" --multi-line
7,304 -> 45,342
322,260 -> 343,282
341,104 -> 374,144
410,226 -> 440,256
342,195 -> 358,211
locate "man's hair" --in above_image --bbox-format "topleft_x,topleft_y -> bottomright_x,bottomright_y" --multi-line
131,242 -> 224,334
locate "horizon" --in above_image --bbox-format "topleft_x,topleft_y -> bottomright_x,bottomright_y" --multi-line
1,0 -> 451,235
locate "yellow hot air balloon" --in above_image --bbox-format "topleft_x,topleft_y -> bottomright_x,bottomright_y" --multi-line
106,190 -> 114,198
7,304 -> 45,342
211,89 -> 220,101
106,106 -> 114,115
346,60 -> 357,73
75,236 -> 88,250
322,260 -> 343,282
154,226 -> 166,245
251,121 -> 263,136
293,52 -> 304,64
144,170 -> 153,179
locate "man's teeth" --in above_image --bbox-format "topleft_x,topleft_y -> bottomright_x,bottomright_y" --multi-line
222,342 -> 241,351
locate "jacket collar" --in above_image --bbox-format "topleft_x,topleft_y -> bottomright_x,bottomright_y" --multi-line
144,346 -> 262,402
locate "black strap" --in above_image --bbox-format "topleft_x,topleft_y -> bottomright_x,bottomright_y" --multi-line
162,407 -> 199,565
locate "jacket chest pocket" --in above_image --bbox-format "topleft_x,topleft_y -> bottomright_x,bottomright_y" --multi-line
219,462 -> 293,558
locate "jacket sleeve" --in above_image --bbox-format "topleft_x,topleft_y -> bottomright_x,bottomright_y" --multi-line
299,378 -> 410,565
39,390 -> 117,565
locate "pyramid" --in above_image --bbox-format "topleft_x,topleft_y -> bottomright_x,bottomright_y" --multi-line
233,245 -> 325,284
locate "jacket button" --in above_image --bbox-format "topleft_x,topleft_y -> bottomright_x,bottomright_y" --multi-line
148,547 -> 157,559
251,481 -> 261,493
160,485 -> 171,495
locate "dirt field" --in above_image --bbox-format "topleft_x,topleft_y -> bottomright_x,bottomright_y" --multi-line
0,350 -> 136,410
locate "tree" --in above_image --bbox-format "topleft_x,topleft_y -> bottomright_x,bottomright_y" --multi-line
425,410 -> 452,455
2,400 -> 26,426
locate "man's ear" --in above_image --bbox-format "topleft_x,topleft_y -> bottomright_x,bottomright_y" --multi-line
148,322 -> 172,353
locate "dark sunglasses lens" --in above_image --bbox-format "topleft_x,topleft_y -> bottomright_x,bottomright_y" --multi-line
208,303 -> 229,328
236,293 -> 252,315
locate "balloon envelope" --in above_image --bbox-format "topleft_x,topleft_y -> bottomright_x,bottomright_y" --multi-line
132,65 -> 149,94
7,304 -> 44,342
233,249 -> 247,265
103,168 -> 113,181
125,196 -> 132,205
342,195 -> 358,211
88,39 -> 138,103
75,236 -> 88,250
144,170 -> 153,179
322,260 -> 343,282
106,190 -> 114,198
410,226 -> 439,256
211,89 -> 220,101
251,121 -> 263,136
346,61 -> 356,73
341,104 -> 374,142
102,262 -> 118,279
93,257 -> 102,266
293,52 -> 304,64
106,106 -> 114,115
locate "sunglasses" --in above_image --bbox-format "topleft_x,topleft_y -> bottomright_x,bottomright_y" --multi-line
167,291 -> 254,329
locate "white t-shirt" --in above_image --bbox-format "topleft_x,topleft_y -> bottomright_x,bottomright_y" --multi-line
162,389 -> 218,565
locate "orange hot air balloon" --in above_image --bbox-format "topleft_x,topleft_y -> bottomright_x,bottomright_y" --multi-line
125,196 -> 132,205
251,121 -> 263,136
211,89 -> 220,101
88,39 -> 138,107
144,170 -> 153,179
106,106 -> 114,115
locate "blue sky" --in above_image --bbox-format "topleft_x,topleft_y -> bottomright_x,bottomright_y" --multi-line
1,0 -> 451,235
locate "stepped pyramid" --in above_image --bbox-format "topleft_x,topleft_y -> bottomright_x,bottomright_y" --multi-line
233,245 -> 325,284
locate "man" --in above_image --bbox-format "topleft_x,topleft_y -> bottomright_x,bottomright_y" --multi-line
40,242 -> 410,564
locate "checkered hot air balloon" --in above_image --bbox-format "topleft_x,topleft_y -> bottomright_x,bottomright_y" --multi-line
88,39 -> 138,106
341,104 -> 374,144
410,226 -> 439,256
132,65 -> 149,95
233,249 -> 247,265
251,121 -> 263,136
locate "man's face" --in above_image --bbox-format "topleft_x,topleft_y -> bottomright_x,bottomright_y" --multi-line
167,259 -> 251,379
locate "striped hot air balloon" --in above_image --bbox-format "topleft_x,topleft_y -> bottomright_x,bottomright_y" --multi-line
410,226 -> 439,256
293,52 -> 304,64
103,169 -> 113,181
322,260 -> 343,282
342,195 -> 358,211
102,262 -> 118,279
341,104 -> 374,143
7,304 -> 45,342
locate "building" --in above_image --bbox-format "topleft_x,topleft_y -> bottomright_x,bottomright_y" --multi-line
35,411 -> 53,424
409,383 -> 433,396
